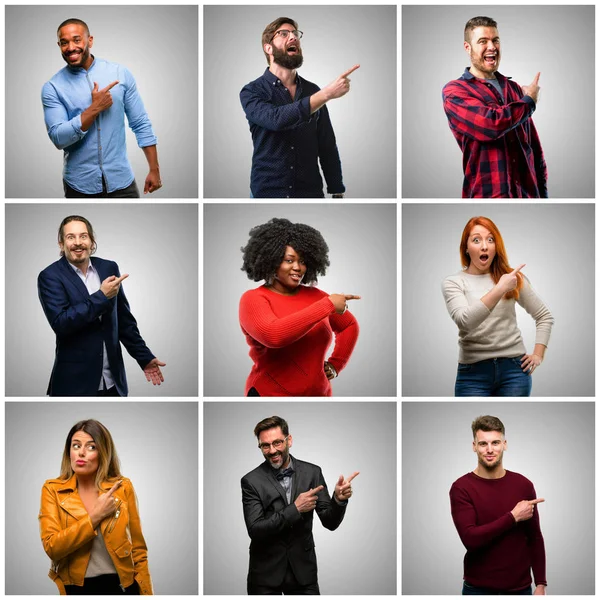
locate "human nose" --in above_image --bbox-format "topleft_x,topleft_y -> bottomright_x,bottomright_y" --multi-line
78,446 -> 86,456
288,30 -> 298,42
481,239 -> 488,250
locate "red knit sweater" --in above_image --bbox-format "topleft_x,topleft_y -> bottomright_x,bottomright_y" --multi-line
450,470 -> 547,591
239,285 -> 359,396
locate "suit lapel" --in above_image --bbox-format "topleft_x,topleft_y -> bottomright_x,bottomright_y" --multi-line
58,256 -> 90,301
262,462 -> 288,505
290,456 -> 305,503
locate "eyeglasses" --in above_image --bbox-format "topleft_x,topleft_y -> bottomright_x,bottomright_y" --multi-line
271,29 -> 303,42
259,436 -> 288,452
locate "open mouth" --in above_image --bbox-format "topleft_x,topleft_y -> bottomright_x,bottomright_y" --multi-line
290,273 -> 302,281
484,54 -> 497,66
479,254 -> 489,263
287,45 -> 299,54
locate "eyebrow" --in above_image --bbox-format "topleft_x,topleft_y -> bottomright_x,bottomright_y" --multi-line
72,438 -> 94,443
477,36 -> 500,42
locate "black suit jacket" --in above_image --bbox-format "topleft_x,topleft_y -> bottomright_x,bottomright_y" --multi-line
241,456 -> 346,588
37,256 -> 155,396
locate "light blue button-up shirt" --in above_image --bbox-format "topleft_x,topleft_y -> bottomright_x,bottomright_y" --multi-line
42,57 -> 157,194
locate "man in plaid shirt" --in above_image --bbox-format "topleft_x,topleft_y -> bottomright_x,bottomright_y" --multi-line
443,16 -> 547,198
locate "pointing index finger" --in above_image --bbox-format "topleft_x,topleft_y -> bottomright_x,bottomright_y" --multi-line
102,80 -> 120,92
340,64 -> 360,78
116,274 -> 129,283
107,479 -> 123,496
346,471 -> 360,483
310,485 -> 324,495
511,263 -> 526,274
530,498 -> 545,505
532,71 -> 540,85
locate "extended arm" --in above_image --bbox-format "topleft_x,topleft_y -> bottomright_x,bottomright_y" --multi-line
449,484 -> 516,551
239,292 -> 335,348
39,485 -> 97,562
125,481 -> 153,595
241,477 -> 302,541
326,310 -> 359,374
38,270 -> 112,337
42,82 -> 89,150
443,82 -> 536,143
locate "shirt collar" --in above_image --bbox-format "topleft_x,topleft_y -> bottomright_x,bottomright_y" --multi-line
462,67 -> 510,82
67,54 -> 97,73
262,67 -> 300,87
67,258 -> 96,276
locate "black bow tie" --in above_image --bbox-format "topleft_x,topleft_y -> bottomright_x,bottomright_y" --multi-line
276,467 -> 295,481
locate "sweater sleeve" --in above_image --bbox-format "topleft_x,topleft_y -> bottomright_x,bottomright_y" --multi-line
449,483 -> 516,551
525,484 -> 547,587
326,310 -> 359,374
239,291 -> 335,349
517,277 -> 554,347
442,276 -> 491,332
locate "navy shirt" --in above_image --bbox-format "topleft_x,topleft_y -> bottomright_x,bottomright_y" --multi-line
240,68 -> 345,198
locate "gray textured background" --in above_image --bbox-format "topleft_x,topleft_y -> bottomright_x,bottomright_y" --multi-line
5,402 -> 198,595
402,5 -> 595,198
204,401 -> 397,595
5,204 -> 198,397
203,203 -> 397,397
6,5 -> 198,198
402,402 -> 595,595
204,5 -> 396,198
402,204 -> 595,397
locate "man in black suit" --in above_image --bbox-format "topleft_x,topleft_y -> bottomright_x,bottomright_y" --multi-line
241,415 -> 358,594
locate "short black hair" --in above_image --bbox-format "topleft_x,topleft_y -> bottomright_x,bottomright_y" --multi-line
57,18 -> 90,37
241,218 -> 330,286
254,416 -> 289,439
464,16 -> 498,43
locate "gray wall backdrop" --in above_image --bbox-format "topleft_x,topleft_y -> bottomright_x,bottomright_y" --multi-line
402,402 -> 595,595
402,5 -> 594,198
6,204 -> 198,397
6,5 -> 198,198
204,401 -> 397,595
402,204 -> 595,397
203,203 -> 397,397
204,5 -> 396,198
5,402 -> 198,595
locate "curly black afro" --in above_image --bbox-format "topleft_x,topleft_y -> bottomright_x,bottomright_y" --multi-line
241,218 -> 330,285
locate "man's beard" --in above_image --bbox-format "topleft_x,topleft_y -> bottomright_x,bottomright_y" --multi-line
478,452 -> 503,470
62,45 -> 91,67
470,50 -> 500,76
272,44 -> 303,70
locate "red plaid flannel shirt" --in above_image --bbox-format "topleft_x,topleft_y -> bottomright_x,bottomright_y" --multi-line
443,68 -> 548,198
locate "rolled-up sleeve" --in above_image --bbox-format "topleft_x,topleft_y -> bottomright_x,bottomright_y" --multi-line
42,81 -> 88,150
123,67 -> 157,148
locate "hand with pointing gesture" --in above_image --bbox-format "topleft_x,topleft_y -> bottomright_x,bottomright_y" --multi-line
511,498 -> 544,522
334,471 -> 359,502
294,485 -> 324,513
498,264 -> 525,294
329,294 -> 361,314
522,72 -> 541,104
100,273 -> 129,299
89,479 -> 122,528
91,80 -> 119,113
323,64 -> 360,100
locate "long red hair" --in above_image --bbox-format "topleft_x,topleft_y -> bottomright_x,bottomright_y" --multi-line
460,216 -> 523,300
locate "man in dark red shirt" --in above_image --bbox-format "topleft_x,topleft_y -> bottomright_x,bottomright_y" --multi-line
450,415 -> 547,595
443,16 -> 548,198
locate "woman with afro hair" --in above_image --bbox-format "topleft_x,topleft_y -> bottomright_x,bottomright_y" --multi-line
442,216 -> 554,397
239,218 -> 360,396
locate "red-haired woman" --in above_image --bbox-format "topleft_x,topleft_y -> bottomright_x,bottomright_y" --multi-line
442,216 -> 554,396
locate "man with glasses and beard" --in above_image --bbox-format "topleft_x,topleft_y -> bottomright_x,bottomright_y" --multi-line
241,415 -> 359,594
42,18 -> 162,198
450,415 -> 547,595
240,17 -> 360,198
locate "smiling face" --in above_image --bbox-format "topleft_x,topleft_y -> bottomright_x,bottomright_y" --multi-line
58,23 -> 93,69
267,23 -> 303,69
473,429 -> 506,471
465,26 -> 501,79
465,225 -> 496,274
258,426 -> 293,469
70,430 -> 99,477
271,246 -> 307,294
59,220 -> 93,269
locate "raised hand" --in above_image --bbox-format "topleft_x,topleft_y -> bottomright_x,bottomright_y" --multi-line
511,498 -> 544,522
89,479 -> 122,528
100,274 -> 129,299
498,264 -> 525,293
329,293 -> 361,314
294,485 -> 324,513
91,80 -> 119,113
144,358 -> 166,385
522,72 -> 541,104
334,471 -> 359,502
323,64 -> 360,100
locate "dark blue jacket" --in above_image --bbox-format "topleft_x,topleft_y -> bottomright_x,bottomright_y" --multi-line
37,256 -> 154,396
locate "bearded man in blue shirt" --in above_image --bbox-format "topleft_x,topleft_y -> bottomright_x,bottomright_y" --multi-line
42,18 -> 162,198
240,17 -> 359,199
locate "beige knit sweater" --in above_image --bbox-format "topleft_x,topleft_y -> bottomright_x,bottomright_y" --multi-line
442,271 -> 554,364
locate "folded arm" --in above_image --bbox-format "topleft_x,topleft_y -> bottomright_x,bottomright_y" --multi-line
239,292 -> 335,348
42,82 -> 89,150
38,270 -> 112,337
442,278 -> 491,332
443,82 -> 536,143
326,310 -> 359,374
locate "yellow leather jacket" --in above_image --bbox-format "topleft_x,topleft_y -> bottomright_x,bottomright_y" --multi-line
39,474 -> 153,595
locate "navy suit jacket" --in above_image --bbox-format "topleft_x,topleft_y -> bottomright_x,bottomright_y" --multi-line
37,256 -> 155,396
241,456 -> 346,588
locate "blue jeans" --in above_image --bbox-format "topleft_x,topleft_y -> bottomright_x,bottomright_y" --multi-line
462,581 -> 532,595
455,356 -> 532,397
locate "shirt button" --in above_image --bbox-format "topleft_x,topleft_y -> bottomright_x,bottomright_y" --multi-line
278,80 -> 281,83
290,166 -> 294,170
289,186 -> 292,189
291,146 -> 294,150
